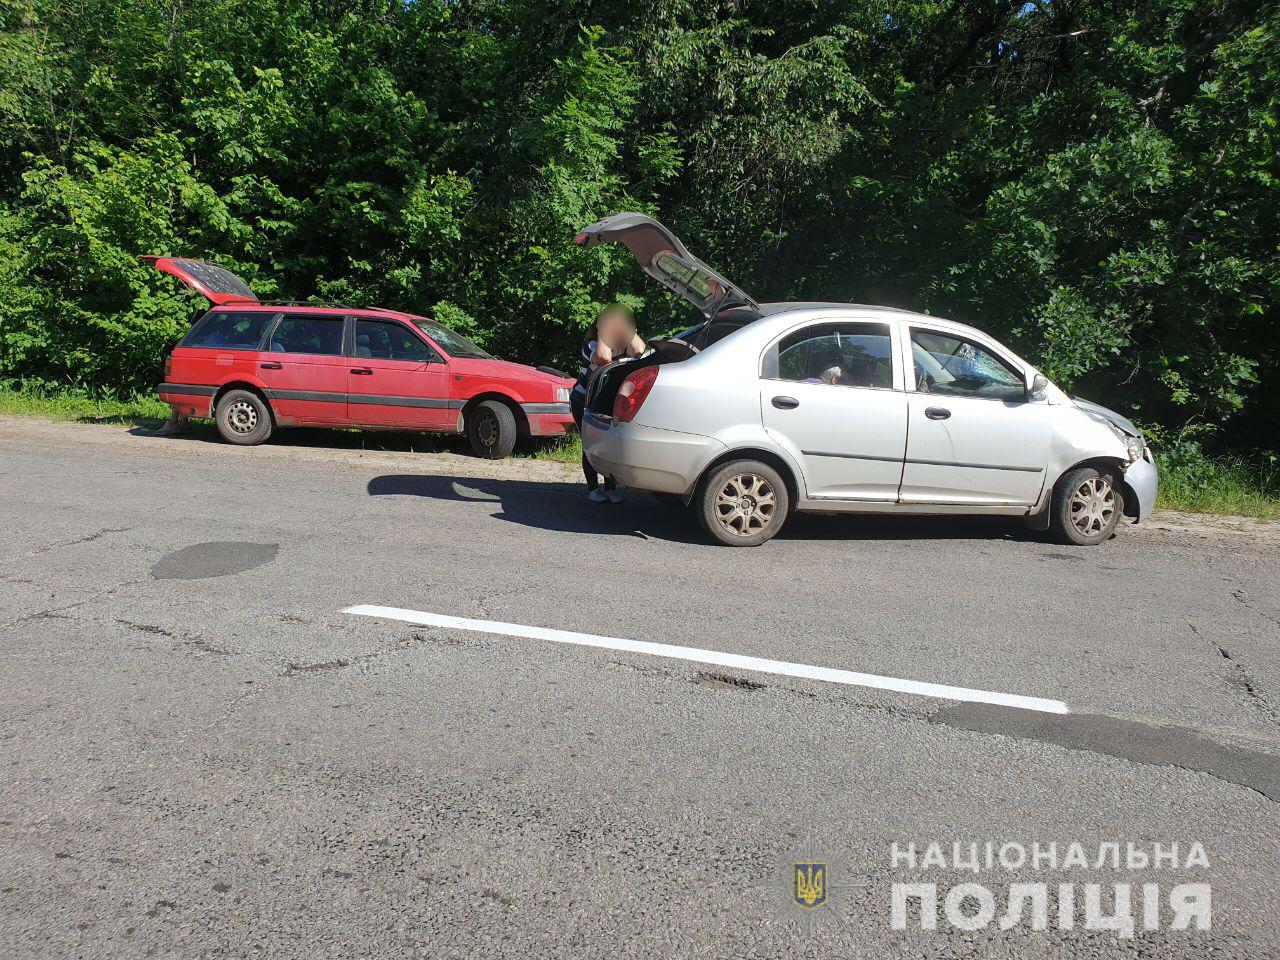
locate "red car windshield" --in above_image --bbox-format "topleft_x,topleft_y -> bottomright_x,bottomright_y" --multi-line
413,319 -> 493,360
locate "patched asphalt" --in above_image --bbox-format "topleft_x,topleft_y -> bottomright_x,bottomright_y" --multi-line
2,415 -> 1279,958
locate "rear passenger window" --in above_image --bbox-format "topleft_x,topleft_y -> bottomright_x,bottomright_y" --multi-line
184,311 -> 273,350
765,322 -> 895,389
269,315 -> 345,356
354,320 -> 435,363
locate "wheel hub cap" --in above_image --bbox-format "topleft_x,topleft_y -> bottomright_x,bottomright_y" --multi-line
227,401 -> 257,434
1069,476 -> 1115,536
714,474 -> 776,538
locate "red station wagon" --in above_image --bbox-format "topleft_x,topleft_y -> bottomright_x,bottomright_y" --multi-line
147,257 -> 575,458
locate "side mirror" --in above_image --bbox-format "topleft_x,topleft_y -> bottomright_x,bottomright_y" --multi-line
1029,373 -> 1049,401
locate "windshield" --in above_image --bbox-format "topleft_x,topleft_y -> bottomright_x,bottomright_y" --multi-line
412,319 -> 493,360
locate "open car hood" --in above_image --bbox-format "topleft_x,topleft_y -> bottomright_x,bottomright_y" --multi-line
140,255 -> 258,306
573,213 -> 756,317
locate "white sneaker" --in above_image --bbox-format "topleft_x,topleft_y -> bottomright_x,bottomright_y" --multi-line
588,488 -> 608,503
605,489 -> 623,504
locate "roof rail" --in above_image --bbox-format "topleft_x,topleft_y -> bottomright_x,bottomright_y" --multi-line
258,299 -> 356,310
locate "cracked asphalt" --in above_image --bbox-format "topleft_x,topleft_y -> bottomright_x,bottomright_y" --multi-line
2,415 -> 1279,959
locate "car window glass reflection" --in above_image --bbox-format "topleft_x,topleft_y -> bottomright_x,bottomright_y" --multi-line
774,323 -> 894,389
911,330 -> 1024,401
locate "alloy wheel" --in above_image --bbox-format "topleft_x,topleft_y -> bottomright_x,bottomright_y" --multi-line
1069,475 -> 1115,537
713,472 -> 777,539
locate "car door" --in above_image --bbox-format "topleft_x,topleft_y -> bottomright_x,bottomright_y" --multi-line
260,313 -> 350,423
346,318 -> 454,430
898,325 -> 1050,505
760,320 -> 907,500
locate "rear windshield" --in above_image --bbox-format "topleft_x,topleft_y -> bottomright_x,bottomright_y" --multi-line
172,259 -> 256,300
183,311 -> 273,350
412,319 -> 493,360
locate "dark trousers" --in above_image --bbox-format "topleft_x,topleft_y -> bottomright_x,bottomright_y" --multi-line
569,390 -> 615,491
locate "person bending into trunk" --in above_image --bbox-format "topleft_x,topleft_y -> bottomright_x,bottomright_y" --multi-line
569,304 -> 645,503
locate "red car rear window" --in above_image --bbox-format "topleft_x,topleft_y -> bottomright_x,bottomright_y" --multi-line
171,259 -> 256,300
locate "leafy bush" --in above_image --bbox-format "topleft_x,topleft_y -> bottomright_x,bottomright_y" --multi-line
0,0 -> 1275,457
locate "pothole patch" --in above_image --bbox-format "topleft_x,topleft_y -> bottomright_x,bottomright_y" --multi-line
152,542 -> 279,580
285,658 -> 351,675
694,671 -> 765,692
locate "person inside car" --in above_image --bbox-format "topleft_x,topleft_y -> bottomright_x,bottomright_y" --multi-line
569,304 -> 645,503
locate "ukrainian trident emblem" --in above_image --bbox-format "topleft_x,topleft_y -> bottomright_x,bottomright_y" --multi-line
792,862 -> 828,909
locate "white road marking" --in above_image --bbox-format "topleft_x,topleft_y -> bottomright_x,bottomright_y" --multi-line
344,604 -> 1070,714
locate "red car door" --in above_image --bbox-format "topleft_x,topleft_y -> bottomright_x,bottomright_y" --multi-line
260,313 -> 349,423
346,318 -> 455,430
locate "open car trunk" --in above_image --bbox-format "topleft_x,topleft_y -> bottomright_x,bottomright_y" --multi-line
575,213 -> 762,419
140,255 -> 258,305
584,304 -> 762,419
574,212 -> 755,316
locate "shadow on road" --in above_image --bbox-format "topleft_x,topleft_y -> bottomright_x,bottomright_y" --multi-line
127,421 -> 570,458
368,473 -> 707,543
367,473 -> 1035,545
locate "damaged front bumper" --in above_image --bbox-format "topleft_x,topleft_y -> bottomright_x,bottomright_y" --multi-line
1123,452 -> 1159,521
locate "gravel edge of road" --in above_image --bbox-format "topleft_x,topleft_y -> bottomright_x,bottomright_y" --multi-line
4,413 -> 1278,545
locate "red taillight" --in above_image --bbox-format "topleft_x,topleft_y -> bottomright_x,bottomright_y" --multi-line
164,356 -> 172,378
613,365 -> 659,423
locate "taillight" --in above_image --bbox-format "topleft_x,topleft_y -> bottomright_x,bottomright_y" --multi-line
613,365 -> 659,423
164,356 -> 172,378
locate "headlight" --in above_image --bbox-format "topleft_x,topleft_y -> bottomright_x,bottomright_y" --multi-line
556,386 -> 570,404
1124,434 -> 1146,462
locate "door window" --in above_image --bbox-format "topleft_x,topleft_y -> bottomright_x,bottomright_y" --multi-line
268,315 -> 345,355
354,320 -> 436,363
764,322 -> 894,389
184,311 -> 274,350
910,330 -> 1026,402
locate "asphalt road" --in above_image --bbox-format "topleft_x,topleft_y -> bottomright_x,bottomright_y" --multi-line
2,415 -> 1279,959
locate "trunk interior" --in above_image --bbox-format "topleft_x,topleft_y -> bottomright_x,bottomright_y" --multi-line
585,353 -> 665,419
586,306 -> 761,418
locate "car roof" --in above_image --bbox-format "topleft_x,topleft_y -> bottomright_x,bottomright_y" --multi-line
755,301 -> 993,339
209,302 -> 425,323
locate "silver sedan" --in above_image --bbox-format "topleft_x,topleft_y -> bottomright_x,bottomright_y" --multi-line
574,213 -> 1158,547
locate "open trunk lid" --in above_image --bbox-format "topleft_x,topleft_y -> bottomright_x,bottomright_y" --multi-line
573,212 -> 756,316
140,255 -> 258,306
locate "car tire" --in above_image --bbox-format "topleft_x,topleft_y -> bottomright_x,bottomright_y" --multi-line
215,389 -> 273,446
467,400 -> 518,459
1050,466 -> 1123,546
696,459 -> 790,547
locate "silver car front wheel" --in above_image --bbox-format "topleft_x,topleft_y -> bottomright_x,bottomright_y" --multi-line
1051,466 -> 1122,546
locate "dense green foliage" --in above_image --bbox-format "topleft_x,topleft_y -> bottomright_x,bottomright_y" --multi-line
1,0 -> 1276,453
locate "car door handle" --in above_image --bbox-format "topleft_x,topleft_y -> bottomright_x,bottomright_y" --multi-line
259,361 -> 282,370
350,367 -> 373,375
771,395 -> 799,410
925,406 -> 951,420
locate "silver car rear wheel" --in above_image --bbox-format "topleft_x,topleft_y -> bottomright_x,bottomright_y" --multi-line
697,459 -> 789,546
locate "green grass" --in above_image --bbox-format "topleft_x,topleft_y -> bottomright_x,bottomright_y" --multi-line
1155,449 -> 1280,521
531,433 -> 583,464
0,383 -> 169,426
